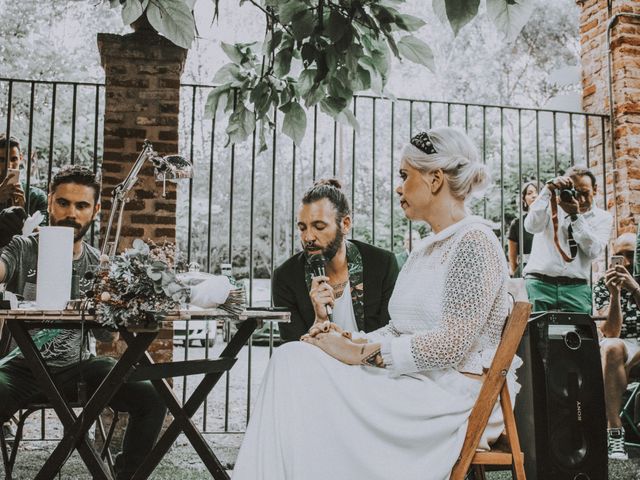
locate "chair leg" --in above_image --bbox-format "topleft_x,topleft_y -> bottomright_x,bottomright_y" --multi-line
472,465 -> 487,480
97,410 -> 119,478
0,427 -> 13,480
499,386 -> 526,480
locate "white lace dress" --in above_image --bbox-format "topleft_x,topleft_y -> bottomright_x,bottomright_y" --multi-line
232,216 -> 520,480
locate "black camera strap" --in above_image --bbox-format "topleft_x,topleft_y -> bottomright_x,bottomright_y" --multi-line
550,189 -> 576,263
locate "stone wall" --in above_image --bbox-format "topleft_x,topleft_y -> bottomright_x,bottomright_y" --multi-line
577,0 -> 640,235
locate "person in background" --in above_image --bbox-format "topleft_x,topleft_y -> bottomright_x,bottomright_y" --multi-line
0,134 -> 47,227
594,232 -> 640,460
507,181 -> 537,277
395,229 -> 422,269
523,165 -> 612,313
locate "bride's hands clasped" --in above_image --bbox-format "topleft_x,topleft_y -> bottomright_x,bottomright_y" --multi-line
301,321 -> 383,367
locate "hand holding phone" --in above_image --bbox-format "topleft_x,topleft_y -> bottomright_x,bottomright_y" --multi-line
611,255 -> 624,268
4,169 -> 19,185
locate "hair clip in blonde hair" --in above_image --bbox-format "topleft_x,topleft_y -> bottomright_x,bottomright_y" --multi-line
410,132 -> 437,155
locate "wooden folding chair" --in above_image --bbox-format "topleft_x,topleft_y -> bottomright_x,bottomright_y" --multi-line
450,301 -> 531,480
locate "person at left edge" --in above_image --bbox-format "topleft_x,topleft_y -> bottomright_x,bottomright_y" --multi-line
0,166 -> 166,480
273,178 -> 399,342
0,133 -> 48,221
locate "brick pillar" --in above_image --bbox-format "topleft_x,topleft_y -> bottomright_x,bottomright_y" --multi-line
577,0 -> 640,234
96,27 -> 187,364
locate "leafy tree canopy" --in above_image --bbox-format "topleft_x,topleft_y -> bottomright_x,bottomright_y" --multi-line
112,0 -> 535,149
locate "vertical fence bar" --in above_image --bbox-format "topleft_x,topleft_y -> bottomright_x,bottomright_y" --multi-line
482,106 -> 487,218
270,108 -> 278,295
569,113 -> 575,166
91,85 -> 101,245
390,101 -> 395,250
351,97 -> 357,239
4,80 -> 13,161
517,109 -> 523,276
249,128 -> 257,306
601,116 -> 610,230
290,144 -> 296,256
70,84 -> 77,165
500,108 -> 505,249
207,114 -> 216,273
332,120 -> 337,176
428,102 -> 432,129
585,115 -> 591,169
186,86 -> 196,264
47,84 -> 56,189
464,105 -> 469,132
536,111 -> 541,191
552,112 -> 558,175
312,105 -> 318,181
25,82 -> 35,215
371,98 -> 376,245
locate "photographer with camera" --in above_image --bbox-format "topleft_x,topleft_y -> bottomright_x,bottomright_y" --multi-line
523,165 -> 613,313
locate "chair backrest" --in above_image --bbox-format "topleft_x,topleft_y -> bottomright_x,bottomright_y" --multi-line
451,301 -> 531,478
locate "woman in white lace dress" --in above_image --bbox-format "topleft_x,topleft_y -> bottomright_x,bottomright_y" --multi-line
232,127 -> 517,480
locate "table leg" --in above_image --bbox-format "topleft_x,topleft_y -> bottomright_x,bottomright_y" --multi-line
128,318 -> 259,480
38,331 -> 156,479
7,320 -> 112,480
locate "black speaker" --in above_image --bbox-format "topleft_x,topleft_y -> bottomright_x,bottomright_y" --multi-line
514,312 -> 608,480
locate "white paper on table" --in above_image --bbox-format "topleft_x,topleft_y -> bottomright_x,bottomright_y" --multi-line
22,211 -> 44,235
36,226 -> 74,309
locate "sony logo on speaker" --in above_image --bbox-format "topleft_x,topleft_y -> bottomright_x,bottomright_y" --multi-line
576,400 -> 582,422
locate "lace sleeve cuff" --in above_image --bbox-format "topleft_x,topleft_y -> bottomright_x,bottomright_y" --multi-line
383,335 -> 417,376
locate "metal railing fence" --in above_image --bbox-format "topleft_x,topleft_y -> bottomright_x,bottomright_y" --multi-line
0,77 -> 613,438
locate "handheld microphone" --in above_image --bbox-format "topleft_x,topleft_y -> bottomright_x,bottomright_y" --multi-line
307,253 -> 333,321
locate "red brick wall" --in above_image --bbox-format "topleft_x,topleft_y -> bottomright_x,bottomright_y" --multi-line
96,28 -> 187,362
577,0 -> 640,235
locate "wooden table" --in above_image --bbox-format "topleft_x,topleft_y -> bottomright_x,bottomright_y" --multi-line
0,307 -> 290,480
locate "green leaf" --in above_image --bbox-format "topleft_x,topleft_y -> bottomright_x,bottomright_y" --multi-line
336,107 -> 360,134
146,0 -> 195,49
432,0 -> 479,36
297,69 -> 317,96
397,35 -> 435,72
291,10 -> 315,41
282,102 -> 307,146
226,104 -> 256,145
394,13 -> 426,32
204,85 -> 232,118
121,0 -> 148,25
274,47 -> 293,77
263,30 -> 283,56
221,42 -> 244,63
213,63 -> 242,84
486,0 -> 535,42
320,96 -> 348,117
327,10 -> 349,42
278,0 -> 307,24
302,85 -> 326,107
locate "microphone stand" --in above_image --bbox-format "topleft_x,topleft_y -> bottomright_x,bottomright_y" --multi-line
100,139 -> 191,258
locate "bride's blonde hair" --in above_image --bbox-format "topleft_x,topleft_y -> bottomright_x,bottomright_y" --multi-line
402,127 -> 490,201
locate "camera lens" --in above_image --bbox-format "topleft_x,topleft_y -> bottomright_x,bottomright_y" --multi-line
559,189 -> 575,203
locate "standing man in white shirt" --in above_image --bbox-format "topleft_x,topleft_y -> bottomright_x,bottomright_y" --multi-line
523,165 -> 613,313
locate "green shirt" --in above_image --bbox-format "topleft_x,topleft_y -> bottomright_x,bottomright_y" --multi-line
0,181 -> 48,225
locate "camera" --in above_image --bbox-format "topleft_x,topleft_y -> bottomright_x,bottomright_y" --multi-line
559,188 -> 578,203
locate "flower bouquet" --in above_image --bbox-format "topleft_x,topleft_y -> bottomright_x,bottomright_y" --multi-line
89,239 -> 189,330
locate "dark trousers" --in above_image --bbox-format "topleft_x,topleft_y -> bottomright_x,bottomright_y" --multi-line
0,356 -> 166,479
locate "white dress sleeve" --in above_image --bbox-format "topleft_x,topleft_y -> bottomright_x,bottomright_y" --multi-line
384,229 -> 505,375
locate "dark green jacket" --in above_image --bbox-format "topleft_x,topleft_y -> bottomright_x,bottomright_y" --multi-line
273,240 -> 399,342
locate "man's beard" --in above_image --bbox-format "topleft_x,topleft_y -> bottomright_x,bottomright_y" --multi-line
303,227 -> 344,262
50,216 -> 92,242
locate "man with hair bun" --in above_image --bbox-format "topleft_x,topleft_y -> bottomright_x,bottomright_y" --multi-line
273,178 -> 399,342
523,164 -> 612,313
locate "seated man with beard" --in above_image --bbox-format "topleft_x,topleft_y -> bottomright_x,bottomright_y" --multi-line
0,166 -> 166,480
273,179 -> 400,342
